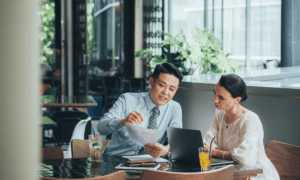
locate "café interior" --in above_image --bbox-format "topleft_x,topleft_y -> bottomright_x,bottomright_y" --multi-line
1,0 -> 300,180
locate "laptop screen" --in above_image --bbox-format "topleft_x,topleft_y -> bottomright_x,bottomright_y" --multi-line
167,127 -> 203,164
167,127 -> 234,166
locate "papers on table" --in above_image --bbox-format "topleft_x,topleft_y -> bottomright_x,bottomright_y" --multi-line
115,163 -> 161,170
125,122 -> 159,146
123,154 -> 169,163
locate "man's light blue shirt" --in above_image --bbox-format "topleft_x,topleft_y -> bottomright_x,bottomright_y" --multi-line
97,92 -> 182,156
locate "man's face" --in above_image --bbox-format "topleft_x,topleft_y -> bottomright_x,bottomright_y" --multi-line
149,73 -> 180,106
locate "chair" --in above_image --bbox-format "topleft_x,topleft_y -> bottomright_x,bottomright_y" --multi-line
41,171 -> 126,180
51,111 -> 92,158
140,164 -> 235,180
71,139 -> 111,159
265,140 -> 300,180
51,111 -> 91,146
41,146 -> 64,160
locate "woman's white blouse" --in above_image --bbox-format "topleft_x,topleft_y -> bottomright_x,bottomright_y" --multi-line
204,109 -> 280,180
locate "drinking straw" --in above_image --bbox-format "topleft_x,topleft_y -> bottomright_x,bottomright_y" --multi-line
209,137 -> 215,154
92,128 -> 95,136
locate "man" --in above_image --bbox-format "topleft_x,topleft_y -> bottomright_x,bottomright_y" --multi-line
97,63 -> 183,158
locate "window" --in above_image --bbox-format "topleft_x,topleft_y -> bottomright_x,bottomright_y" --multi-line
165,0 -> 281,71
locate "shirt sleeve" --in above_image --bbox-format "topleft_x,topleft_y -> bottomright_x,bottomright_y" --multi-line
97,94 -> 126,135
168,103 -> 183,128
204,109 -> 220,149
231,116 -> 260,166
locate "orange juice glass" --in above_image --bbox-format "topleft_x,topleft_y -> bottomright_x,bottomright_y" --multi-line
198,147 -> 212,171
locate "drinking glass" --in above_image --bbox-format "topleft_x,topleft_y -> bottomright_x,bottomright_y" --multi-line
198,147 -> 212,171
89,134 -> 102,162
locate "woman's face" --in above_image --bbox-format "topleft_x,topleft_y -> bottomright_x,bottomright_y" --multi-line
213,82 -> 241,111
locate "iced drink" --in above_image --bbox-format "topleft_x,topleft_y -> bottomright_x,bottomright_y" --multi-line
198,147 -> 212,171
89,134 -> 102,162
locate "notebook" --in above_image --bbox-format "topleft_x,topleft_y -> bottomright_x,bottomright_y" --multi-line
115,163 -> 161,173
167,127 -> 234,166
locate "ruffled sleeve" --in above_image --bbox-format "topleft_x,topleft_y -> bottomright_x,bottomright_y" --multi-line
204,109 -> 221,149
231,116 -> 261,166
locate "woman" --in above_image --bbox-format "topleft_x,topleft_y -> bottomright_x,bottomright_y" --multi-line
204,74 -> 279,180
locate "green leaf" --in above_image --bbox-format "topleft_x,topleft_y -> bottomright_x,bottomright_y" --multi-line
134,49 -> 153,58
92,142 -> 100,147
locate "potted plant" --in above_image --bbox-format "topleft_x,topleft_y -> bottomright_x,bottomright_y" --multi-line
188,28 -> 243,74
135,28 -> 243,76
135,30 -> 193,75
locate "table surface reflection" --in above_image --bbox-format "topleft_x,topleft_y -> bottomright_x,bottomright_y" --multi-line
39,156 -> 263,179
41,95 -> 97,108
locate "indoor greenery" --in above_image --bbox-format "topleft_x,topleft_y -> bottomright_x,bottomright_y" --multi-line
86,0 -> 96,62
39,0 -> 55,64
135,28 -> 243,75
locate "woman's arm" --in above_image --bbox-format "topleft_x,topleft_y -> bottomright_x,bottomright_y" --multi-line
213,149 -> 233,161
204,143 -> 233,161
203,109 -> 221,148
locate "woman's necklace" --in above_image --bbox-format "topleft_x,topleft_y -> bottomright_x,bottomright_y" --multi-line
225,114 -> 234,129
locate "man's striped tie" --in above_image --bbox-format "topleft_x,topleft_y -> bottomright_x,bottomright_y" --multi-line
142,106 -> 159,154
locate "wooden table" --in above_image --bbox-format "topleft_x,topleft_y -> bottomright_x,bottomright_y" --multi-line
39,156 -> 262,180
42,95 -> 97,108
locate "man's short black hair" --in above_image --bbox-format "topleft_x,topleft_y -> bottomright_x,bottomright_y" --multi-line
150,63 -> 183,84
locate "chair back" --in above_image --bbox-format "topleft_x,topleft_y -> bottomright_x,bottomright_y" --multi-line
42,146 -> 64,160
41,170 -> 126,180
140,164 -> 235,180
71,139 -> 111,159
52,111 -> 91,144
265,140 -> 300,180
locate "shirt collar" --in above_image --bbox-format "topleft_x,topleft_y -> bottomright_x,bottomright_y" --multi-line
144,92 -> 166,112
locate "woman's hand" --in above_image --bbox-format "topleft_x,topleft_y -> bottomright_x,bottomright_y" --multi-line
204,143 -> 221,157
204,143 -> 215,151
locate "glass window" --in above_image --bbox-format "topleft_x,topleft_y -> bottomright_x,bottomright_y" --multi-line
250,0 -> 281,69
166,0 -> 205,44
90,0 -> 124,72
165,0 -> 281,72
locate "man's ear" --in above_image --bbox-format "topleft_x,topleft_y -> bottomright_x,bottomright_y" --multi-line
149,77 -> 154,88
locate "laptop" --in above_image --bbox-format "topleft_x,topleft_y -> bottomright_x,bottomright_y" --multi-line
167,127 -> 234,166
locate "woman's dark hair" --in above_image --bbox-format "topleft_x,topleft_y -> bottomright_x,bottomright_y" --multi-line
150,63 -> 183,84
219,74 -> 248,102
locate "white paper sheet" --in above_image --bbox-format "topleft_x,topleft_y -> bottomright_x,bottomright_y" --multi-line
123,154 -> 169,162
125,122 -> 159,146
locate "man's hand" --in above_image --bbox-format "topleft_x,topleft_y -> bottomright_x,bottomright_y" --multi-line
144,143 -> 169,158
120,110 -> 145,126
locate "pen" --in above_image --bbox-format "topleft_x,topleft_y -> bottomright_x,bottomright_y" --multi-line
136,108 -> 145,127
